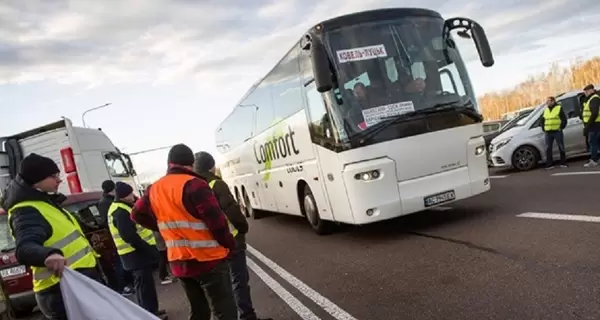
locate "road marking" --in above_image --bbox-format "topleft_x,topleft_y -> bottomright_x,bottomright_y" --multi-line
247,257 -> 321,320
490,175 -> 507,179
429,206 -> 453,211
551,171 -> 600,176
248,245 -> 358,320
517,212 -> 600,223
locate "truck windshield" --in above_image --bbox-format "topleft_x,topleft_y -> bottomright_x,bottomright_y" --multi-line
323,15 -> 477,141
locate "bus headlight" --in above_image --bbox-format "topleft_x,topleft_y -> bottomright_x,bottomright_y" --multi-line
475,145 -> 485,156
354,169 -> 381,181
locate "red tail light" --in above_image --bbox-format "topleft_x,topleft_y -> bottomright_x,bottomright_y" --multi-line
60,147 -> 77,173
66,173 -> 82,194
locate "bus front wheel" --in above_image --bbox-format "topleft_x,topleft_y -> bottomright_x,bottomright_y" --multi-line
302,187 -> 333,235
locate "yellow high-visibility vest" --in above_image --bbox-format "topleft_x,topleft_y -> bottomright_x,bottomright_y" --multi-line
543,105 -> 562,131
207,180 -> 239,237
8,201 -> 97,292
583,94 -> 600,124
108,202 -> 156,256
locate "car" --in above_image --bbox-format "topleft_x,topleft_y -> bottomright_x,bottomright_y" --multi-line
0,191 -> 118,317
489,90 -> 588,171
483,120 -> 508,135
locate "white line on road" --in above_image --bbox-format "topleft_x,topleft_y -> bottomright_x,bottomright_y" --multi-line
247,257 -> 321,320
247,245 -> 358,320
490,175 -> 507,179
551,171 -> 600,176
517,212 -> 600,223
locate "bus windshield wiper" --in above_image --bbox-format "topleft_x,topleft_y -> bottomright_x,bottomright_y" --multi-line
352,99 -> 482,145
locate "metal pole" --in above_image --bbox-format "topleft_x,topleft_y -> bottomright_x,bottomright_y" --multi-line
82,103 -> 112,128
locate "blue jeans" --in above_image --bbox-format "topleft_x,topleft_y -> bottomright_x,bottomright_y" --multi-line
229,250 -> 257,320
588,131 -> 600,161
545,131 -> 566,167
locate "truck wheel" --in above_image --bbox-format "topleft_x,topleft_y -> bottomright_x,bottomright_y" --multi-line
302,186 -> 333,235
512,146 -> 540,171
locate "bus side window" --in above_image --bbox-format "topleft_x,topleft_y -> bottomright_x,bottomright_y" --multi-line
305,81 -> 333,143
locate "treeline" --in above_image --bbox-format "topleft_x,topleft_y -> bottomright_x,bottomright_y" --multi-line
479,57 -> 600,120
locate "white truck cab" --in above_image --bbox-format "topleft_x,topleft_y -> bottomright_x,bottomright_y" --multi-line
0,117 -> 138,196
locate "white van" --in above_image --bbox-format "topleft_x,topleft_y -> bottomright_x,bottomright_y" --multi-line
489,90 -> 588,171
0,118 -> 138,196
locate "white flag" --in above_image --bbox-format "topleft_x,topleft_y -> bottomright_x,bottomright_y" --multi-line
60,268 -> 160,319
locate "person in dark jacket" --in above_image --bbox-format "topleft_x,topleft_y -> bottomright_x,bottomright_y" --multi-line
582,84 -> 600,167
5,153 -> 101,320
110,182 -> 166,319
194,151 -> 272,320
98,179 -> 134,296
540,96 -> 568,169
132,144 -> 238,320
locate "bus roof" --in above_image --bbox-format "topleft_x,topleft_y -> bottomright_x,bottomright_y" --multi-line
317,8 -> 442,31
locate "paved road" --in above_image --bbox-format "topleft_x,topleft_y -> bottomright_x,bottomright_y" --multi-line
21,158 -> 600,319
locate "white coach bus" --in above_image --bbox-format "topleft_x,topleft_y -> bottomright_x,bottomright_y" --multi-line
215,8 -> 495,234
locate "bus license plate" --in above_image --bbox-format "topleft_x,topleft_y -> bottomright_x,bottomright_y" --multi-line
0,265 -> 26,278
424,190 -> 456,207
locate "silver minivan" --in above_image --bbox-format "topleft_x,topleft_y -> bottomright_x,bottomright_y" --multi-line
489,90 -> 588,171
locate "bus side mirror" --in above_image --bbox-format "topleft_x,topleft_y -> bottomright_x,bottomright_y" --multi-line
471,23 -> 494,67
310,38 -> 333,93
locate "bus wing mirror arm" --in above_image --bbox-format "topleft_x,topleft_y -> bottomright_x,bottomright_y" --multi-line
444,17 -> 494,68
310,37 -> 334,92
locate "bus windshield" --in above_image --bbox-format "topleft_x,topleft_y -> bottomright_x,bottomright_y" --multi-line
323,15 -> 477,140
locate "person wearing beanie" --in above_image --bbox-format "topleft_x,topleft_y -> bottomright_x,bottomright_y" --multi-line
194,151 -> 271,320
3,153 -> 100,320
97,180 -> 115,228
107,182 -> 167,319
131,143 -> 238,320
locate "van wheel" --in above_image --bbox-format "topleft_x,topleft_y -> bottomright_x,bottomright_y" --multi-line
302,186 -> 333,235
512,146 -> 540,171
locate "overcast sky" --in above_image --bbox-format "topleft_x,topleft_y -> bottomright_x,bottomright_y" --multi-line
1,0 -> 599,181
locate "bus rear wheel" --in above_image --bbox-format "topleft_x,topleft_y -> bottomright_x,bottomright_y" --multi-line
243,189 -> 263,220
302,186 -> 333,235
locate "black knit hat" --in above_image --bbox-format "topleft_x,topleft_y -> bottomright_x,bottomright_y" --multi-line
19,153 -> 60,185
115,182 -> 133,199
167,144 -> 195,166
194,151 -> 215,173
101,180 -> 115,193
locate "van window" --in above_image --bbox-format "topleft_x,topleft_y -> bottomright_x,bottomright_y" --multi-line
104,153 -> 129,177
557,96 -> 580,118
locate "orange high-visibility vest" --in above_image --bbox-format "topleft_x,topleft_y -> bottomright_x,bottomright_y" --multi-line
149,174 -> 229,262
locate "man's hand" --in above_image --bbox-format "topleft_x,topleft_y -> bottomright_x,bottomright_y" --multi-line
44,253 -> 67,277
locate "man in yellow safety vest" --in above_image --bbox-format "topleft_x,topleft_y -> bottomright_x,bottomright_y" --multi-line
3,153 -> 100,320
540,96 -> 568,169
194,151 -> 272,320
108,182 -> 167,319
582,84 -> 600,167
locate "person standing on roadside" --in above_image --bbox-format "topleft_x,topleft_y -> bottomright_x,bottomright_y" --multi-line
153,230 -> 175,284
108,182 -> 167,319
98,179 -> 134,296
582,84 -> 600,167
194,151 -> 273,320
540,96 -> 568,169
131,144 -> 238,320
4,153 -> 100,320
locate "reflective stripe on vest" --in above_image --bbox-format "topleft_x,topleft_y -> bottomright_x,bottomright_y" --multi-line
583,94 -> 600,123
149,174 -> 229,262
543,105 -> 562,131
8,201 -> 97,292
108,202 -> 156,255
207,180 -> 239,237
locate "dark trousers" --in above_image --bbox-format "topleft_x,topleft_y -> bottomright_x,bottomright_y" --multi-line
132,267 -> 159,314
179,260 -> 237,320
545,131 -> 566,167
230,250 -> 257,320
589,131 -> 600,161
158,249 -> 169,280
113,257 -> 133,292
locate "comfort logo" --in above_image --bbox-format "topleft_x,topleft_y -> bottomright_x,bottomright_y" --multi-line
253,123 -> 300,181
